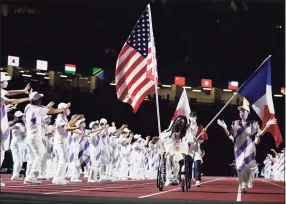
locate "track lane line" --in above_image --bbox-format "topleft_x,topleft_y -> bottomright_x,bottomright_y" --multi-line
138,177 -> 225,198
44,182 -> 154,195
259,179 -> 286,188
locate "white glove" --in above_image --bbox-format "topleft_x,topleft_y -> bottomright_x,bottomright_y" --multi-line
217,119 -> 227,129
266,118 -> 277,127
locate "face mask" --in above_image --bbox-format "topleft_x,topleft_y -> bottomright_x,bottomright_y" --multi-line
240,112 -> 248,120
46,118 -> 51,124
66,109 -> 71,116
2,81 -> 8,88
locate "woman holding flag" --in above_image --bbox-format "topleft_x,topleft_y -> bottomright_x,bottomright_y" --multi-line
217,98 -> 277,193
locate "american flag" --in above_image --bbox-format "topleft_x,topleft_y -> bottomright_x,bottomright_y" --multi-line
115,4 -> 158,113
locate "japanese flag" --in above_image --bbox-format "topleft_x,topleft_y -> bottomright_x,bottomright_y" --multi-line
8,56 -> 20,67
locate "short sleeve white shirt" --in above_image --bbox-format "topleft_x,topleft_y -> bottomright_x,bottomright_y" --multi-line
25,104 -> 49,141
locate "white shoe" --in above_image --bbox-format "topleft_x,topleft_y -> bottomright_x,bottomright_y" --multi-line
37,175 -> 46,180
172,179 -> 179,185
196,180 -> 201,187
1,182 -> 5,187
240,185 -> 247,193
248,181 -> 253,188
52,179 -> 68,185
165,179 -> 172,186
24,177 -> 41,184
70,178 -> 82,183
11,175 -> 23,181
87,179 -> 97,183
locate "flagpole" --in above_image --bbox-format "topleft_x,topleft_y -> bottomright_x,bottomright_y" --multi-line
196,55 -> 272,139
148,4 -> 162,136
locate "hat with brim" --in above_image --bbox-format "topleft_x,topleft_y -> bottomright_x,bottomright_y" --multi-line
123,128 -> 131,133
14,111 -> 24,117
76,118 -> 85,127
89,121 -> 98,129
0,72 -> 11,82
29,92 -> 44,101
238,105 -> 250,113
58,102 -> 69,109
134,134 -> 141,140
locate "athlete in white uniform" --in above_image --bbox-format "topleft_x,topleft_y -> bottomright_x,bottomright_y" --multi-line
10,111 -> 26,180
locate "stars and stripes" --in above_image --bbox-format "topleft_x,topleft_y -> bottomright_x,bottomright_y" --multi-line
115,4 -> 158,113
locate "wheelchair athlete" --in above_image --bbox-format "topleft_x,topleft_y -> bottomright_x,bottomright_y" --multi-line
149,115 -> 189,186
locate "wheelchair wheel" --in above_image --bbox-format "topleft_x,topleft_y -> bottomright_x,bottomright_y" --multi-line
184,155 -> 192,192
157,154 -> 165,191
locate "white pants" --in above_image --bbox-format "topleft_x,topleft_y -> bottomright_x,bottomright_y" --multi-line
10,139 -> 24,177
26,139 -> 45,179
165,152 -> 184,181
53,143 -> 68,180
237,166 -> 252,188
119,159 -> 130,179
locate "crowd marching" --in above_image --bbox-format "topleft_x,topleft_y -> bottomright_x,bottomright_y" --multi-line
0,72 -> 284,193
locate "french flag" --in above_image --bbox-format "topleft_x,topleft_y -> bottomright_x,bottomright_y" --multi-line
237,56 -> 283,148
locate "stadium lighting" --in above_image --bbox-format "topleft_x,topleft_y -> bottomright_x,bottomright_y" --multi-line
274,94 -> 283,98
44,77 -> 49,79
110,83 -> 116,86
60,75 -> 67,78
203,88 -> 211,91
183,86 -> 192,89
19,70 -> 25,73
162,84 -> 171,88
223,89 -> 232,92
192,89 -> 201,92
36,72 -> 46,75
22,74 -> 32,77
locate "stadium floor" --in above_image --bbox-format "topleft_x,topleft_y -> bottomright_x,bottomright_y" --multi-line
1,175 -> 285,204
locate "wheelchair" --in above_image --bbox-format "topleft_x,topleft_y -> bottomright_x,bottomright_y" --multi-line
157,152 -> 193,192
178,154 -> 193,192
156,152 -> 166,191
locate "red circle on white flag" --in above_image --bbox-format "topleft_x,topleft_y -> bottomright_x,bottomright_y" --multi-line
12,59 -> 15,63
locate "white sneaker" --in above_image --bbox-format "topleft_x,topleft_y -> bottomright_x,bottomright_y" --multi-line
196,180 -> 201,187
11,175 -> 23,181
1,182 -> 5,187
52,179 -> 68,185
240,185 -> 247,193
24,177 -> 41,184
37,175 -> 46,180
87,179 -> 97,183
165,179 -> 172,186
172,179 -> 179,185
248,181 -> 253,188
70,178 -> 82,183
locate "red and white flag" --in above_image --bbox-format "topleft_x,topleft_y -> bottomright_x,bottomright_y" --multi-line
169,89 -> 191,128
115,4 -> 158,113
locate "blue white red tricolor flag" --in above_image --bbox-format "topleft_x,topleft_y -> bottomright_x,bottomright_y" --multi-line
238,57 -> 283,148
115,4 -> 158,113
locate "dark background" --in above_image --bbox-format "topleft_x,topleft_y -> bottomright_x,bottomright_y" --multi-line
0,0 -> 285,176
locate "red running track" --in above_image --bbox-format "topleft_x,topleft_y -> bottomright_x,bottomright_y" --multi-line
1,175 -> 285,203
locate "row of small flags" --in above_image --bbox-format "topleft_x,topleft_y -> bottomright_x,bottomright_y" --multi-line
7,55 -> 103,78
175,76 -> 239,90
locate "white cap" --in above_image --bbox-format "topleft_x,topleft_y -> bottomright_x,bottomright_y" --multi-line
76,118 -> 85,127
29,91 -> 44,101
123,128 -> 131,133
44,115 -> 52,120
0,72 -> 11,82
14,111 -> 23,118
134,134 -> 141,140
89,121 -> 98,129
58,102 -> 69,109
238,105 -> 250,113
100,118 -> 107,125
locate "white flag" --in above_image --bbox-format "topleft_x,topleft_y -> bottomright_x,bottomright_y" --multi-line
8,56 -> 20,66
169,88 -> 191,128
